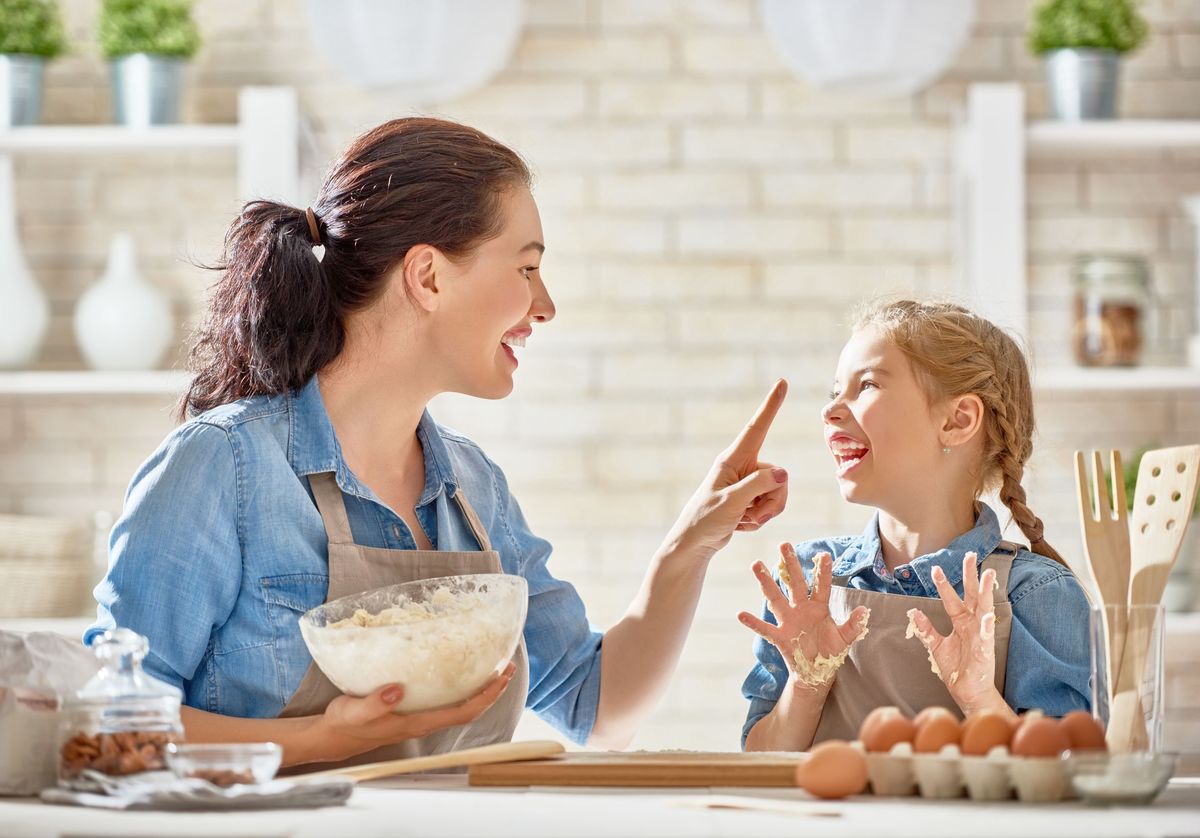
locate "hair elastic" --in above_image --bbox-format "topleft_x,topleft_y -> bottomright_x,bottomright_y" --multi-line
305,207 -> 322,246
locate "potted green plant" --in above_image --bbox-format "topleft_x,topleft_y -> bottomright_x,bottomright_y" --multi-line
0,0 -> 66,126
97,0 -> 200,127
1028,0 -> 1149,120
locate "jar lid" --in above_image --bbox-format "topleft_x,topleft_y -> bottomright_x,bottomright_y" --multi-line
66,628 -> 181,715
1073,253 -> 1150,284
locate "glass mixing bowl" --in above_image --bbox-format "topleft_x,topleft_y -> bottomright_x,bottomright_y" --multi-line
299,574 -> 528,713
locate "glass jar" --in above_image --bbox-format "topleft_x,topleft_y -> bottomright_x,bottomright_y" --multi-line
57,628 -> 183,790
1072,255 -> 1152,367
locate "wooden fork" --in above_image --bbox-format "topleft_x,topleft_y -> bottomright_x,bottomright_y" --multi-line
1073,450 -> 1131,712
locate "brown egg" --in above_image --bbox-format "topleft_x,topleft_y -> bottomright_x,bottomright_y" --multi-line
961,711 -> 1015,756
913,708 -> 962,754
795,740 -> 869,799
1057,710 -> 1107,752
1012,716 -> 1071,758
858,706 -> 917,753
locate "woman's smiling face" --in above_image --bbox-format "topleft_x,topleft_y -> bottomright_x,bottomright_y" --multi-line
821,326 -> 946,507
432,185 -> 556,399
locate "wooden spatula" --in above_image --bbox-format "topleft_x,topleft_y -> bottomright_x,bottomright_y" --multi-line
1073,449 -> 1131,709
1107,445 -> 1200,752
298,739 -> 565,783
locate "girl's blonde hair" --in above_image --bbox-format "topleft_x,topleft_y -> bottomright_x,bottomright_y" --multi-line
854,299 -> 1066,567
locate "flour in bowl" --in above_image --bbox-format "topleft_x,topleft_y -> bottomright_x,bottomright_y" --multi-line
330,586 -> 480,628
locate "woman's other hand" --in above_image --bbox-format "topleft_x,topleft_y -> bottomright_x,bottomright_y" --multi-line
316,662 -> 517,762
739,547 -> 870,692
662,379 -> 789,562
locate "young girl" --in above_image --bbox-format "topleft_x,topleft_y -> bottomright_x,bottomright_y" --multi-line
740,300 -> 1090,751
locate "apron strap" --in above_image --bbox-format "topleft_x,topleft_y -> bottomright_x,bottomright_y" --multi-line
307,472 -> 355,545
980,540 -> 1021,604
452,489 -> 494,553
309,471 -> 493,553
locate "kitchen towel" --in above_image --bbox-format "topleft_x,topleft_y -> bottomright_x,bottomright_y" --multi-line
40,770 -> 353,811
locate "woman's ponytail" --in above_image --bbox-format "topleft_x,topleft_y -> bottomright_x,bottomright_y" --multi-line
180,201 -> 340,418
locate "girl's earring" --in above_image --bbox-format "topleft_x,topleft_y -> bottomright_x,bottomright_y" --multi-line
942,447 -> 951,455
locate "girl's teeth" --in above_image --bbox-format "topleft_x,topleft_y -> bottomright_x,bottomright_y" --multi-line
502,335 -> 526,348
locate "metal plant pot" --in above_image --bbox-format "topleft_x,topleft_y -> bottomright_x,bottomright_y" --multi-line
1044,48 -> 1120,120
0,55 -> 46,127
109,53 -> 185,127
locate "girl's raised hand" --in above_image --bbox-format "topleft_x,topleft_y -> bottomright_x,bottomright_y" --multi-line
738,546 -> 870,691
906,552 -> 1004,715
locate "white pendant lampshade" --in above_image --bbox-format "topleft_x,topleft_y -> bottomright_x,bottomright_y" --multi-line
306,0 -> 525,103
759,0 -> 976,98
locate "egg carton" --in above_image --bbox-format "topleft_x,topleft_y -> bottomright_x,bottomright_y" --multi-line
864,743 -> 1072,803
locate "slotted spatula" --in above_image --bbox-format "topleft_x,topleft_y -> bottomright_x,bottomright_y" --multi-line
1107,444 -> 1200,752
1073,450 -> 1131,710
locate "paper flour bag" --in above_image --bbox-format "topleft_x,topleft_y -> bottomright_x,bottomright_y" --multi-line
0,631 -> 100,795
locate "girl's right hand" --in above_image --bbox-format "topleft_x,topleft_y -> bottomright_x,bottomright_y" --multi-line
738,546 -> 870,691
317,662 -> 516,762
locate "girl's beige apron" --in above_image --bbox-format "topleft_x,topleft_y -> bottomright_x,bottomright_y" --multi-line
812,543 -> 1018,743
278,472 -> 529,768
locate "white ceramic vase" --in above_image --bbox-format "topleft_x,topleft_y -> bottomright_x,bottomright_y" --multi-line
0,156 -> 48,368
73,233 -> 173,371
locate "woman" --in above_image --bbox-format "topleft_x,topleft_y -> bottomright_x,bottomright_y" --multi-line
88,118 -> 789,769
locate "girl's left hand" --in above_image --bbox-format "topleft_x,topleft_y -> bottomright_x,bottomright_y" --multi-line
907,552 -> 1006,716
659,380 -> 789,562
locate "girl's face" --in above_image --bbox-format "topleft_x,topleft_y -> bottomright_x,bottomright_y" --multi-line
821,326 -> 947,507
434,185 -> 555,399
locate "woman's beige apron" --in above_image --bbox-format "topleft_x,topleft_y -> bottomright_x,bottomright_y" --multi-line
812,542 -> 1018,743
279,472 -> 529,769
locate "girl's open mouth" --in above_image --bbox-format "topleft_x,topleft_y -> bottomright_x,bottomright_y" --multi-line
830,439 -> 869,476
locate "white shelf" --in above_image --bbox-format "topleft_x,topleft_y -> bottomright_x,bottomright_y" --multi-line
0,370 -> 189,395
0,124 -> 240,153
1034,366 -> 1200,392
1027,119 -> 1200,154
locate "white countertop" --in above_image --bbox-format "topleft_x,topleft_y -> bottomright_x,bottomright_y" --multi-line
1,776 -> 1198,838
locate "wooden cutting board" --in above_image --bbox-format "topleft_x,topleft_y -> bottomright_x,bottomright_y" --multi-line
468,751 -> 802,788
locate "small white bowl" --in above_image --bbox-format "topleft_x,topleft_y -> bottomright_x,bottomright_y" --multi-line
1063,751 -> 1177,806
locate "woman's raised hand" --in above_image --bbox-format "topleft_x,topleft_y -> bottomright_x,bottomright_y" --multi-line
661,380 -> 789,562
907,553 -> 1007,716
316,663 -> 516,762
739,546 -> 870,690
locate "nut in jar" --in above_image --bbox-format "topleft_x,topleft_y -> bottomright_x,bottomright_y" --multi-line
1072,254 -> 1153,368
57,628 -> 184,789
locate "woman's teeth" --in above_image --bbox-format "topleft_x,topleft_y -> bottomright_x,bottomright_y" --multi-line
501,335 -> 526,349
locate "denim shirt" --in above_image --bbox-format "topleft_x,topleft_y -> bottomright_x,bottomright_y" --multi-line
87,376 -> 603,745
741,504 -> 1091,746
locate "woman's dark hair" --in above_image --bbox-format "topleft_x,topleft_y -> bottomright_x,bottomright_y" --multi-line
179,118 -> 531,418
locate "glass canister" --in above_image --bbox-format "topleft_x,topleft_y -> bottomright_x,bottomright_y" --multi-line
1072,254 -> 1152,367
57,628 -> 183,789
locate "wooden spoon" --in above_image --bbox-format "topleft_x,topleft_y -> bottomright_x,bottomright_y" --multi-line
298,739 -> 565,783
1107,445 -> 1200,752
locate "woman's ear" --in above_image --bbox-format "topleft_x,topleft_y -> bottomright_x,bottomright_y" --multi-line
940,393 -> 985,449
401,244 -> 440,313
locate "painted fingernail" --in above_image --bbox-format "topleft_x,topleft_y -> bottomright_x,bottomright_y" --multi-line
382,685 -> 403,704
772,468 -> 787,483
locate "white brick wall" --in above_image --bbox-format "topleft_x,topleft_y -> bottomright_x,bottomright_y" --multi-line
2,0 -> 1199,752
